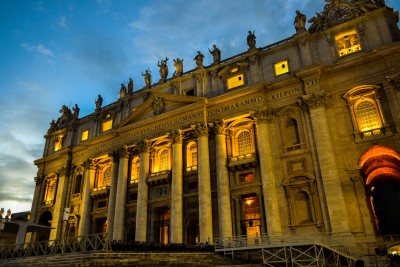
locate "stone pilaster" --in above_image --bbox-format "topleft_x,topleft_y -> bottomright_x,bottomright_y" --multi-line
49,168 -> 66,241
193,122 -> 213,243
25,176 -> 44,243
169,130 -> 183,243
214,121 -> 233,240
79,159 -> 96,236
113,147 -> 129,241
106,151 -> 120,240
298,91 -> 351,234
135,140 -> 151,242
252,108 -> 282,235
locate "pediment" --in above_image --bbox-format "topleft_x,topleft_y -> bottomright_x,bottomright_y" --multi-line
117,92 -> 207,129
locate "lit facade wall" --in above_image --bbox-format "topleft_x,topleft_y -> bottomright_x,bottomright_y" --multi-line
29,2 -> 400,258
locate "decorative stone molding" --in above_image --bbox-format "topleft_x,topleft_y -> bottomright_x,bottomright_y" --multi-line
57,166 -> 67,177
251,108 -> 276,123
118,146 -> 129,159
297,91 -> 332,111
192,122 -> 208,137
167,129 -> 183,144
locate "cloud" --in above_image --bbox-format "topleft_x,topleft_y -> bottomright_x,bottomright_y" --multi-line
21,43 -> 54,58
59,16 -> 68,29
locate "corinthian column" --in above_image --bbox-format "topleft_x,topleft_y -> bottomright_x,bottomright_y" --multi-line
79,159 -> 96,236
106,151 -> 120,240
169,129 -> 183,243
214,121 -> 233,240
193,122 -> 213,243
113,147 -> 129,241
253,109 -> 282,235
135,140 -> 150,242
298,91 -> 350,233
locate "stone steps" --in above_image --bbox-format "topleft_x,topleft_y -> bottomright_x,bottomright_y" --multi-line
0,251 -> 262,266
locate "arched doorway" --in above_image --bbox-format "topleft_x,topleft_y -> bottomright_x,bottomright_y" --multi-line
359,145 -> 400,235
36,211 -> 52,242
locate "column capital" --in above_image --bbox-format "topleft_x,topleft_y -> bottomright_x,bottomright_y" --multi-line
297,91 -> 332,112
213,120 -> 226,135
118,146 -> 129,159
137,139 -> 151,153
192,122 -> 208,137
57,166 -> 67,177
251,108 -> 276,124
386,72 -> 400,91
82,158 -> 96,170
167,129 -> 183,144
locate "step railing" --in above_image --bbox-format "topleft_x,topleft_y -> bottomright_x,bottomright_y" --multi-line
0,233 -> 111,259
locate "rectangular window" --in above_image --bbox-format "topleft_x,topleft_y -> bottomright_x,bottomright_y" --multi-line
102,120 -> 113,132
335,29 -> 361,57
227,74 -> 244,89
81,130 -> 89,141
274,60 -> 289,76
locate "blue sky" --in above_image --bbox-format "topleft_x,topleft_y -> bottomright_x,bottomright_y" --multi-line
0,0 -> 399,214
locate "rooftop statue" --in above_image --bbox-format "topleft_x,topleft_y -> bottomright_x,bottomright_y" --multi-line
120,83 -> 127,99
294,10 -> 307,33
157,57 -> 169,82
194,51 -> 205,68
128,78 -> 134,94
72,104 -> 80,120
142,69 -> 152,88
95,94 -> 103,110
208,44 -> 221,65
247,30 -> 256,50
173,58 -> 184,77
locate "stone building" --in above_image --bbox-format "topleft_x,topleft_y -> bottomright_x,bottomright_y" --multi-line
28,0 -> 400,259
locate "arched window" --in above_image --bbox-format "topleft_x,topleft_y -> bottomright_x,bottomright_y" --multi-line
159,150 -> 170,171
238,131 -> 252,155
186,142 -> 198,169
285,118 -> 300,145
355,100 -> 382,132
73,174 -> 82,194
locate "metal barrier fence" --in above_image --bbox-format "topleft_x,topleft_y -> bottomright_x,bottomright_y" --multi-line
0,234 -> 111,259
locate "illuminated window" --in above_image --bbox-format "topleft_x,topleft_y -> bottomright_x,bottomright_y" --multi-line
227,74 -> 244,89
274,60 -> 289,76
238,131 -> 252,155
335,29 -> 361,57
43,175 -> 57,206
186,142 -> 198,170
343,85 -> 389,141
355,100 -> 382,134
130,157 -> 140,184
102,120 -> 113,132
97,167 -> 111,188
54,135 -> 63,151
81,130 -> 89,141
159,150 -> 170,171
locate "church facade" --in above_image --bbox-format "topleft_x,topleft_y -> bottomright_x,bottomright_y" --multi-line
29,0 -> 400,258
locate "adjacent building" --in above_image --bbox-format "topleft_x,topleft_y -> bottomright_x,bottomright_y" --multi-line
28,0 -> 400,258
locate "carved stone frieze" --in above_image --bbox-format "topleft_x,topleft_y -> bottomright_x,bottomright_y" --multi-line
152,97 -> 165,115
